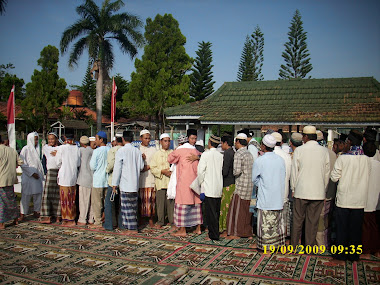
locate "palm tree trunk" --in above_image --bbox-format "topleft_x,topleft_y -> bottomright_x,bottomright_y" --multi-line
96,60 -> 103,132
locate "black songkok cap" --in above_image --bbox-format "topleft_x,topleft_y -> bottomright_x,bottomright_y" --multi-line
187,129 -> 197,137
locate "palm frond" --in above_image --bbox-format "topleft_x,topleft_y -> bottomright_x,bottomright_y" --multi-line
60,19 -> 93,54
68,37 -> 88,68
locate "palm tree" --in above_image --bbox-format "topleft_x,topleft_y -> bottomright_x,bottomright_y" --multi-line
60,0 -> 144,131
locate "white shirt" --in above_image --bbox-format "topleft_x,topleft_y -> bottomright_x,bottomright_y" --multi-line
365,159 -> 380,212
331,154 -> 371,209
56,144 -> 81,187
197,148 -> 223,198
274,146 -> 292,203
42,145 -> 59,170
291,140 -> 330,200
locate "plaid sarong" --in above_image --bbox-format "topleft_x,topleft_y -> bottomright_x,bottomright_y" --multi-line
0,186 -> 19,223
174,203 -> 203,228
282,201 -> 291,237
138,187 -> 155,217
257,209 -> 286,251
120,192 -> 138,230
41,169 -> 61,217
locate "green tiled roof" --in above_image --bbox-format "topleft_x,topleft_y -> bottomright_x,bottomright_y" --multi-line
165,77 -> 380,124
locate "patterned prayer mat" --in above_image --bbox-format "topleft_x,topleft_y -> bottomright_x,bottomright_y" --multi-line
0,220 -> 379,284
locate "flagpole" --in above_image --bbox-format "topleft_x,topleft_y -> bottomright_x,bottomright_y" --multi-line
111,77 -> 117,141
7,85 -> 16,150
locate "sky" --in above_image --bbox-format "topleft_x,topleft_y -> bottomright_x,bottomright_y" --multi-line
0,0 -> 379,92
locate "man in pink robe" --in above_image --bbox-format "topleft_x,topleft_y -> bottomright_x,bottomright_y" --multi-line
168,130 -> 202,237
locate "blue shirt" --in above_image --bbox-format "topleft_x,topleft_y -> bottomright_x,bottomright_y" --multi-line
90,145 -> 110,188
252,152 -> 285,210
112,143 -> 144,193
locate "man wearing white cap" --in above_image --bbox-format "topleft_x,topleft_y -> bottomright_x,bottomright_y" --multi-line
290,125 -> 330,247
150,133 -> 174,228
272,132 -> 292,237
251,134 -> 286,250
226,133 -> 254,239
89,137 -> 96,150
138,129 -> 157,227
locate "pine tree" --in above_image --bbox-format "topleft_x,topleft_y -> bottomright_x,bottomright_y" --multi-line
237,36 -> 254,81
189,41 -> 215,101
251,26 -> 264,81
279,9 -> 313,79
80,62 -> 96,109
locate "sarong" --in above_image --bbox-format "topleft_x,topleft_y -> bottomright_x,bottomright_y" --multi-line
174,203 -> 203,228
139,187 -> 155,217
282,201 -> 291,237
226,193 -> 252,237
120,192 -> 138,230
0,186 -> 19,223
257,209 -> 285,251
362,212 -> 380,254
316,199 -> 332,247
219,184 -> 235,232
60,186 -> 76,221
41,169 -> 61,217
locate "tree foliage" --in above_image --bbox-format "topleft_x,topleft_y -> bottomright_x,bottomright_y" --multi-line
237,26 -> 264,82
21,45 -> 69,138
124,14 -> 192,137
0,63 -> 25,102
60,0 -> 144,131
0,0 -> 7,15
80,62 -> 96,109
279,9 -> 313,79
189,41 -> 215,101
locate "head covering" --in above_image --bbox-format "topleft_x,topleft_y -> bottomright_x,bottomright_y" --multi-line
237,129 -> 250,137
25,132 -> 44,175
89,136 -> 96,142
209,134 -> 221,144
262,134 -> 276,148
316,130 -> 324,141
112,137 -> 116,141
96,131 -> 107,139
291,132 -> 303,144
266,129 -> 275,135
140,129 -> 150,136
80,136 -> 90,144
271,132 -> 282,143
115,132 -> 123,138
363,129 -> 377,142
187,129 -> 197,137
177,135 -> 188,144
160,133 -> 170,140
48,132 -> 58,138
303,125 -> 317,134
235,133 -> 247,140
347,129 -> 363,146
66,133 -> 74,140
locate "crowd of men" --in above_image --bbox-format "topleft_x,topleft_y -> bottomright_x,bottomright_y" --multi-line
0,125 -> 379,262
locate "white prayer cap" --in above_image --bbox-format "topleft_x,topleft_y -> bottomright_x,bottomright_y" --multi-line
235,133 -> 247,140
89,136 -> 96,142
271,132 -> 282,143
303,125 -> 317,134
140,129 -> 150,136
316,130 -> 323,141
115,133 -> 123,137
160,133 -> 170,140
112,137 -> 116,141
262,134 -> 276,148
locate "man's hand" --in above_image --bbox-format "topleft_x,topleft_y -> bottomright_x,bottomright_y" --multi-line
50,150 -> 57,156
142,153 -> 146,160
161,169 -> 171,177
187,153 -> 200,162
142,165 -> 150,172
32,173 -> 39,179
112,186 -> 118,194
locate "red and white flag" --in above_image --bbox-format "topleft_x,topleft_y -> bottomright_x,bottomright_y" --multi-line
7,85 -> 16,149
111,77 -> 117,123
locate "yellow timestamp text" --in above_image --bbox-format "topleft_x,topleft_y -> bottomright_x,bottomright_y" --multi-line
330,245 -> 362,255
263,245 -> 326,255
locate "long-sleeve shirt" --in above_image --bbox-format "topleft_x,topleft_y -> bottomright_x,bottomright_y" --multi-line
90,145 -> 110,188
291,140 -> 330,200
20,144 -> 44,194
197,148 -> 223,198
112,143 -> 144,193
222,147 -> 235,187
76,146 -> 94,188
274,146 -> 292,203
233,146 -> 254,200
106,145 -> 122,186
365,159 -> 380,212
56,144 -> 81,187
42,145 -> 59,170
139,145 -> 157,188
252,152 -> 285,210
150,148 -> 173,190
330,154 -> 371,209
0,145 -> 23,187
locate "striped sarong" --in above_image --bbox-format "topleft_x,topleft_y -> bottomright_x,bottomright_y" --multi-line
41,169 -> 61,218
139,187 -> 155,217
257,209 -> 285,251
0,186 -> 19,223
60,186 -> 76,221
282,201 -> 291,237
226,193 -> 252,237
174,203 -> 203,228
120,192 -> 138,230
